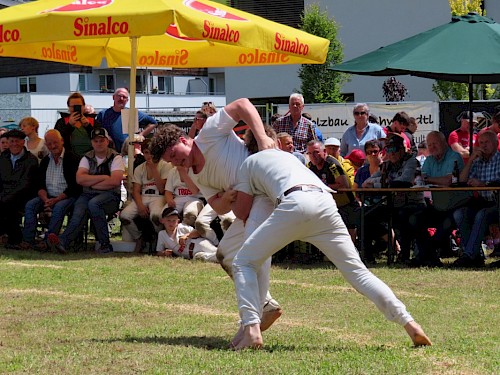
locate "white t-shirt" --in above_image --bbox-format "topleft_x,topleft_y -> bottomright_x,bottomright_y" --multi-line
235,149 -> 333,201
189,108 -> 249,200
79,153 -> 125,172
133,159 -> 172,195
156,223 -> 193,256
165,167 -> 202,198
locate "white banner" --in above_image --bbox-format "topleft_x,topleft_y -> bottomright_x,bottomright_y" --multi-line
276,101 -> 439,146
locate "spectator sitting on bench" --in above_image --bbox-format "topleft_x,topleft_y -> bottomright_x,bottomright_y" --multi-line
120,138 -> 172,252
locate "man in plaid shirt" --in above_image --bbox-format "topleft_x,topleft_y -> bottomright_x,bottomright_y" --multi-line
272,93 -> 316,153
454,130 -> 500,267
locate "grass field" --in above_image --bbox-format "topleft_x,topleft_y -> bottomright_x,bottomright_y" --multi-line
0,246 -> 498,375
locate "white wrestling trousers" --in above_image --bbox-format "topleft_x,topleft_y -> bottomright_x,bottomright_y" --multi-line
233,190 -> 414,327
217,195 -> 277,310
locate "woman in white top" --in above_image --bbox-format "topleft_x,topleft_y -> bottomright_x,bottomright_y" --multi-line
20,117 -> 48,163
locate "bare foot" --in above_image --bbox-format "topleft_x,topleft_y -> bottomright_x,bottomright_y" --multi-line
260,308 -> 283,332
234,324 -> 263,350
404,321 -> 432,347
229,324 -> 245,349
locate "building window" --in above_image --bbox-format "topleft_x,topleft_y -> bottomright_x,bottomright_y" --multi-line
99,74 -> 114,92
78,74 -> 86,91
157,76 -> 172,94
19,77 -> 37,93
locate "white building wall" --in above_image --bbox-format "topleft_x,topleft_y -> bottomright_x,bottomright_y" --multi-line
226,0 -> 497,103
0,93 -> 226,136
0,77 -> 18,93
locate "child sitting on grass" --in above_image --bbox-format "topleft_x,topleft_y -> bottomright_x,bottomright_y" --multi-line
156,207 -> 217,262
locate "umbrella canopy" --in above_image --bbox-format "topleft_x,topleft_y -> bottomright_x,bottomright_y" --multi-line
331,12 -> 500,151
331,13 -> 500,84
0,0 -> 329,180
0,0 -> 329,67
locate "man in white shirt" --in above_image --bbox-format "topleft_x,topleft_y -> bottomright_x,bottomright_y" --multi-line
151,98 -> 282,335
230,133 -> 432,350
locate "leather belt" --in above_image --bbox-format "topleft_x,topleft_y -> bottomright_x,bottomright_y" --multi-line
283,184 -> 323,197
276,184 -> 324,206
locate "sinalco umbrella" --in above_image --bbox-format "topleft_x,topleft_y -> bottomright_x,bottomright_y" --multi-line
0,0 -> 329,173
331,12 -> 500,151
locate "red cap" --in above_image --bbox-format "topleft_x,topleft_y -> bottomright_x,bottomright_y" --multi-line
345,149 -> 366,166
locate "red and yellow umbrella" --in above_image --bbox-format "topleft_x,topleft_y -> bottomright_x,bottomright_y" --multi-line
0,0 -> 329,67
0,0 -> 329,173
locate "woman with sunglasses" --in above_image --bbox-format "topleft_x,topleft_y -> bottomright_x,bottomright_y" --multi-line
340,103 -> 385,157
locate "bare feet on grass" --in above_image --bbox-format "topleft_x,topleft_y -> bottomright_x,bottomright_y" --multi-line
404,321 -> 432,347
234,324 -> 263,350
229,324 -> 244,348
260,308 -> 283,332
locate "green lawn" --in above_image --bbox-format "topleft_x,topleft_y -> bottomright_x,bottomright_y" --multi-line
0,247 -> 498,375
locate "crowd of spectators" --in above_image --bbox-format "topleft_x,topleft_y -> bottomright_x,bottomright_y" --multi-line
0,92 -> 499,269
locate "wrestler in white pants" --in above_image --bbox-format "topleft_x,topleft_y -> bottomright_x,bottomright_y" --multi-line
233,190 -> 414,327
217,195 -> 278,313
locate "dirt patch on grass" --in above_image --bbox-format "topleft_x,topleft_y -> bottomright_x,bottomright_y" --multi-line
4,261 -> 84,270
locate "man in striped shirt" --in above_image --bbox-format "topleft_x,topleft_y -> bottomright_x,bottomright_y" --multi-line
454,130 -> 500,267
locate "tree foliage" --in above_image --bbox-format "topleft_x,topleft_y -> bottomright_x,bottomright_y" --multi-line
298,4 -> 348,103
432,0 -> 500,100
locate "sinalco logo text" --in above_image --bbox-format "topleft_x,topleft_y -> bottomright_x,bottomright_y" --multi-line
238,50 -> 290,65
138,50 -> 189,66
41,43 -> 77,63
201,20 -> 239,42
0,25 -> 20,43
274,33 -> 309,56
74,16 -> 128,37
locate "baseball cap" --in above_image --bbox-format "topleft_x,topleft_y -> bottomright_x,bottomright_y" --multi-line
324,137 -> 341,147
345,149 -> 366,166
161,207 -> 180,218
460,111 -> 480,123
91,127 -> 109,139
6,129 -> 26,139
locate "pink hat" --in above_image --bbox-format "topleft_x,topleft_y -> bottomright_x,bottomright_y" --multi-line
345,149 -> 366,166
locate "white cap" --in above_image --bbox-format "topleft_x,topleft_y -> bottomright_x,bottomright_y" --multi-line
324,137 -> 341,147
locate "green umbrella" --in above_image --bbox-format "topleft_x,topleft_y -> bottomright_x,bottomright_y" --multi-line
331,12 -> 500,150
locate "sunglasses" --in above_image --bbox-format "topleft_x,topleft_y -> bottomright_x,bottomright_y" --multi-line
203,102 -> 213,105
354,111 -> 367,115
366,149 -> 380,155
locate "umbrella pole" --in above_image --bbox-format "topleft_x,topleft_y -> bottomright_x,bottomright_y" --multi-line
468,75 -> 474,154
127,36 -> 138,201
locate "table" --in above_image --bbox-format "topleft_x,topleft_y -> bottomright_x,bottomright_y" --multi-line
337,185 -> 500,264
